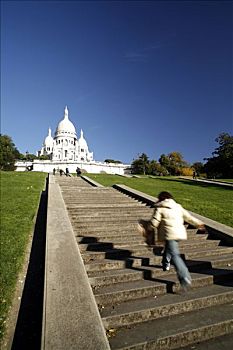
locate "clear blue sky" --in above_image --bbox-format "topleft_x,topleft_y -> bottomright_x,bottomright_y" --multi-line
1,0 -> 232,164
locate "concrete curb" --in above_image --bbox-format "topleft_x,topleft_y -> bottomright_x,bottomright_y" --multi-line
81,175 -> 104,187
179,177 -> 233,188
113,184 -> 233,245
41,175 -> 110,350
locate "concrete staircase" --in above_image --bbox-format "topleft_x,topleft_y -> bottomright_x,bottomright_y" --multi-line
57,176 -> 233,349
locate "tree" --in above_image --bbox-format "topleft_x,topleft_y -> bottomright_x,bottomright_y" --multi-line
38,155 -> 50,160
0,134 -> 21,171
204,133 -> 233,178
159,154 -> 170,169
192,162 -> 205,175
131,153 -> 150,174
148,160 -> 168,176
159,152 -> 187,175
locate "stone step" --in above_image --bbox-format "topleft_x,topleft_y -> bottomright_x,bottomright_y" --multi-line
79,240 -> 146,252
81,241 -> 221,264
72,222 -> 140,230
66,203 -> 147,209
88,255 -> 233,286
74,228 -> 140,235
77,234 -> 144,244
71,216 -> 151,224
107,302 -> 233,349
67,208 -> 153,215
181,333 -> 233,350
84,248 -> 233,272
94,269 -> 233,306
64,194 -> 139,200
101,283 -> 233,329
64,198 -> 143,205
77,233 -> 208,246
69,214 -> 152,222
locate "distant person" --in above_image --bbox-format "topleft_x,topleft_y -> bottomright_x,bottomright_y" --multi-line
149,191 -> 205,291
192,171 -> 196,179
59,169 -> 63,176
65,168 -> 71,177
53,168 -> 56,175
76,167 -> 81,176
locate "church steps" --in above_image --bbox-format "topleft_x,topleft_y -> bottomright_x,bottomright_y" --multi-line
87,254 -> 233,286
76,233 -> 145,243
56,177 -> 233,349
76,233 -> 209,246
63,196 -> 143,202
77,234 -> 210,252
65,203 -> 147,209
107,303 -> 233,350
67,207 -> 153,214
80,241 -> 222,264
78,241 -> 145,252
62,193 -> 146,201
69,213 -> 152,221
84,248 -> 233,273
72,224 -> 140,232
93,269 -> 233,307
75,229 -> 206,242
73,227 -> 141,234
101,284 -> 233,329
70,216 -> 151,224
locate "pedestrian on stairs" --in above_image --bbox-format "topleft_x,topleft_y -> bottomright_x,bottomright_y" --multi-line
76,167 -> 81,176
149,191 -> 206,291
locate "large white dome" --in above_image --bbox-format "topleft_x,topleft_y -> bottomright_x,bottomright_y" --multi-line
55,106 -> 77,137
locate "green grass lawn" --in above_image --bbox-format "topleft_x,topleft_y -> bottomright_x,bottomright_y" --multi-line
0,171 -> 47,341
86,174 -> 233,227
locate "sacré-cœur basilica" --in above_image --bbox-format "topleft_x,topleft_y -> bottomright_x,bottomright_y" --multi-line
15,106 -> 130,175
38,106 -> 94,163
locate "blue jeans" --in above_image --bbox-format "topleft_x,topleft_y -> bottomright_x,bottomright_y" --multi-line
162,240 -> 191,286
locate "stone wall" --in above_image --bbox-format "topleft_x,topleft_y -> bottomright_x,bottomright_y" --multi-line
15,160 -> 131,175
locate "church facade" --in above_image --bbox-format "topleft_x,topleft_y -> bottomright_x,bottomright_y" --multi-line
38,106 -> 93,162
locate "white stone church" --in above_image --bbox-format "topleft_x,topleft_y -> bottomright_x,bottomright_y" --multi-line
15,106 -> 130,175
38,106 -> 94,162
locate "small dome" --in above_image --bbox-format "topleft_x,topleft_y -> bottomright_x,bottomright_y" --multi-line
44,128 -> 53,146
79,129 -> 88,148
55,106 -> 77,137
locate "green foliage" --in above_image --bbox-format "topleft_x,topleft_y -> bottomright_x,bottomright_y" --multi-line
192,162 -> 205,175
148,160 -> 168,176
22,152 -> 38,161
204,133 -> 233,178
132,152 -> 187,176
166,152 -> 188,175
104,159 -> 122,164
86,174 -> 233,227
0,135 -> 21,171
131,153 -> 150,174
38,155 -> 50,160
0,172 -> 47,340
